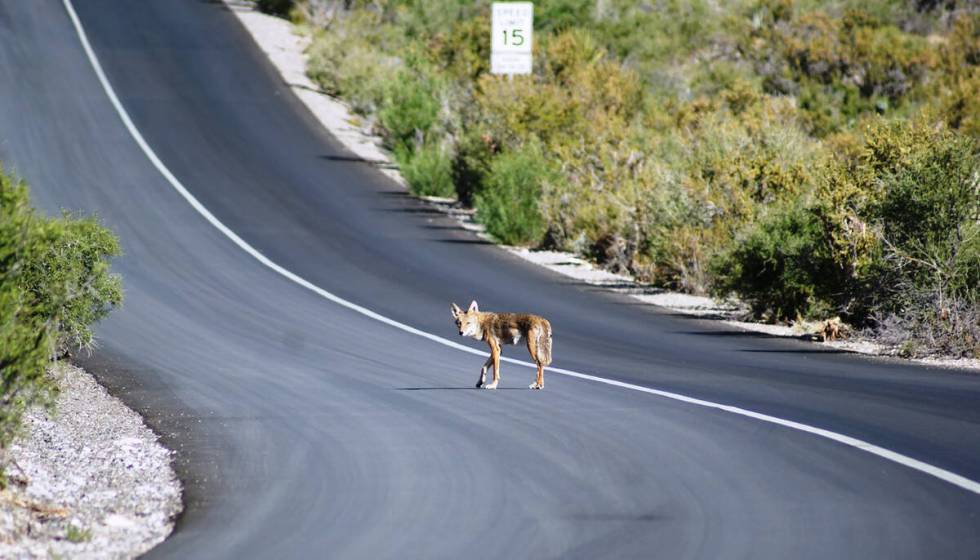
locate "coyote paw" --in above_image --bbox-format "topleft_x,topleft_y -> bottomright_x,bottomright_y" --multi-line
529,383 -> 543,390
482,382 -> 498,390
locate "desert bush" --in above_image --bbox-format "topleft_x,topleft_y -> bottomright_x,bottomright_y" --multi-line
870,127 -> 979,318
935,69 -> 980,138
0,286 -> 55,488
378,65 -> 445,153
389,0 -> 486,40
705,106 -> 979,328
398,140 -> 455,198
475,146 -> 553,245
542,122 -> 655,271
595,0 -> 722,70
741,3 -> 936,134
816,117 -> 979,317
20,214 -> 123,351
628,148 -> 712,291
933,13 -> 980,137
470,75 -> 582,150
681,97 -> 815,216
711,201 -> 840,321
543,28 -> 644,120
0,166 -> 122,484
644,94 -> 819,291
451,124 -> 498,205
427,11 -> 492,81
450,73 -> 579,206
535,0 -> 594,32
717,116 -> 979,331
871,289 -> 980,359
1,172 -> 57,478
306,19 -> 396,115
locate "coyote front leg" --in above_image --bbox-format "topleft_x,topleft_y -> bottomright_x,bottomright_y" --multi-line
483,339 -> 501,390
476,356 -> 493,388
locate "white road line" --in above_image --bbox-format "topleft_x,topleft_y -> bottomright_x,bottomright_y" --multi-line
63,0 -> 980,497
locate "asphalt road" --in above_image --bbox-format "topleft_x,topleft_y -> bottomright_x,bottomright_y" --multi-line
2,1 -> 979,557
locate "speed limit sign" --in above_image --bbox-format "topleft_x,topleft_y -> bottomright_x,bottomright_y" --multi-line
491,2 -> 533,75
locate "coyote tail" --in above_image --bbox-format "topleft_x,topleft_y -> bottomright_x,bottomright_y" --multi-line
537,321 -> 553,366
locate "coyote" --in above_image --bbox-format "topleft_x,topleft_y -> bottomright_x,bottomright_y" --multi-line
450,300 -> 552,390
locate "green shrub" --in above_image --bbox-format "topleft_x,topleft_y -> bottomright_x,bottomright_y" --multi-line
631,154 -> 717,292
816,117 -> 979,318
742,4 -> 935,135
542,123 -> 662,276
706,110 -> 979,327
535,0 -> 594,32
542,28 -> 604,82
1,173 -> 56,477
472,75 -> 582,150
475,147 -> 552,245
935,69 -> 980,138
680,97 -> 815,218
0,166 -> 122,484
933,14 -> 980,138
378,67 -> 443,153
0,286 -> 54,461
711,202 -> 840,321
452,125 -> 498,205
306,24 -> 394,115
391,0 -> 484,40
428,11 -> 492,81
594,0 -> 720,68
398,141 -> 455,198
870,126 -> 980,305
633,94 -> 818,291
22,215 -> 123,351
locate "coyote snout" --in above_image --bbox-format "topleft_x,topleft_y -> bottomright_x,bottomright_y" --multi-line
450,300 -> 552,390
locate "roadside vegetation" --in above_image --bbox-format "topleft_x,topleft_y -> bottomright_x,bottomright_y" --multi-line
270,0 -> 978,358
0,166 -> 122,485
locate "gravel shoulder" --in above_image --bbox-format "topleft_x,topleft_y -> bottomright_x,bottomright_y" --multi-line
226,2 -> 979,373
0,362 -> 181,559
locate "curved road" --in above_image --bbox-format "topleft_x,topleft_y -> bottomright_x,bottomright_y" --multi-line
2,1 -> 979,557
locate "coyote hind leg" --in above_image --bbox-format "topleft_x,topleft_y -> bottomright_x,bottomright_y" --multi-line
526,335 -> 544,390
530,363 -> 544,390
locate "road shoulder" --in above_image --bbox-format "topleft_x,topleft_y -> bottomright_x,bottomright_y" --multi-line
0,362 -> 181,558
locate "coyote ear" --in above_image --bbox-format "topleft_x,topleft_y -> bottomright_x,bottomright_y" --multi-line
451,302 -> 462,317
468,300 -> 479,313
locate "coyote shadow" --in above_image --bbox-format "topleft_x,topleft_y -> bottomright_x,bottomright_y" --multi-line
396,387 -> 524,391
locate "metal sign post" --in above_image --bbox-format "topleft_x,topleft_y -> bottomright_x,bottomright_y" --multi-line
491,2 -> 533,76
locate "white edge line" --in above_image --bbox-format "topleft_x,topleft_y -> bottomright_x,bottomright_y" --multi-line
62,0 -> 980,497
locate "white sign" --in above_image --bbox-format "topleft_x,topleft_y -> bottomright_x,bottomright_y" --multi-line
491,2 -> 533,75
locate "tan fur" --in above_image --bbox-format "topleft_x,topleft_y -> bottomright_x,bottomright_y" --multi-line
451,300 -> 552,390
818,317 -> 850,341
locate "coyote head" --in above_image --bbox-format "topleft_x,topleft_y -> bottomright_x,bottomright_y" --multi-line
450,300 -> 481,339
